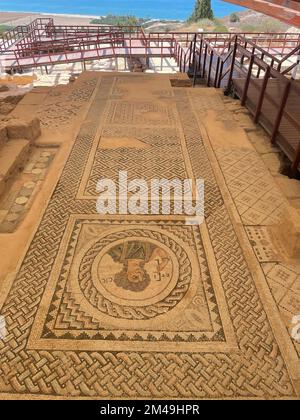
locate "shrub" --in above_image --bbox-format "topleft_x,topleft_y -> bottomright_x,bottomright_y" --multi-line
90,15 -> 146,26
229,13 -> 240,23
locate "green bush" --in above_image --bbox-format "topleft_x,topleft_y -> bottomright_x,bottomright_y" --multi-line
196,18 -> 215,29
213,19 -> 228,32
90,15 -> 147,26
229,13 -> 239,23
0,25 -> 12,35
192,18 -> 228,32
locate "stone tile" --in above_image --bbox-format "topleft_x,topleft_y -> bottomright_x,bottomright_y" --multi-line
6,212 -> 20,222
280,291 -> 300,315
291,277 -> 300,295
261,262 -> 276,275
242,208 -> 266,225
236,191 -> 259,207
254,199 -> 280,215
228,178 -> 249,191
266,277 -> 288,303
246,226 -> 280,262
267,265 -> 298,288
15,196 -> 28,205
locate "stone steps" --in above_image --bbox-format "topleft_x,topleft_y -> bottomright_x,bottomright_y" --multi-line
0,76 -> 85,200
0,139 -> 30,196
0,115 -> 41,198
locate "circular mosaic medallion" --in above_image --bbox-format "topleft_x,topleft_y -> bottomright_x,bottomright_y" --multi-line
78,229 -> 192,320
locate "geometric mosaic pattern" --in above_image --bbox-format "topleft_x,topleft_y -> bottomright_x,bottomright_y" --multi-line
215,147 -> 286,226
84,128 -> 187,197
263,263 -> 300,358
190,89 -> 300,367
0,74 -> 297,398
39,221 -> 224,342
37,78 -> 97,128
190,89 -> 300,366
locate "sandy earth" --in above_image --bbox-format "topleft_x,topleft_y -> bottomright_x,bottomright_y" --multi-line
0,12 -> 32,25
0,11 -> 100,27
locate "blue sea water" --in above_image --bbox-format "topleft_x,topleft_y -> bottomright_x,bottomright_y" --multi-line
0,1 -> 245,20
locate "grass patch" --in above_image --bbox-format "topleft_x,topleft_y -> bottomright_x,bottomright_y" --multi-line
90,15 -> 148,26
188,18 -> 228,32
0,24 -> 13,37
240,18 -> 286,33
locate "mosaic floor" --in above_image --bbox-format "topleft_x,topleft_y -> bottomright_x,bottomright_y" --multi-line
0,73 -> 299,399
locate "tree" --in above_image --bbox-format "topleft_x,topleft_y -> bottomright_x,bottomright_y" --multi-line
189,0 -> 214,22
229,13 -> 240,23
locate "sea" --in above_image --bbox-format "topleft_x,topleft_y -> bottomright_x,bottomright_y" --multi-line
0,0 -> 245,21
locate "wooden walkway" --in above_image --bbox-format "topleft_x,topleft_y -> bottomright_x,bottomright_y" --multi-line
1,39 -> 174,71
233,77 -> 300,172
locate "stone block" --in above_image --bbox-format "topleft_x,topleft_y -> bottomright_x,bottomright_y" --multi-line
0,85 -> 9,93
0,124 -> 8,148
0,138 -> 30,197
5,118 -> 41,142
0,175 -> 5,197
0,102 -> 15,115
3,95 -> 24,105
170,78 -> 193,87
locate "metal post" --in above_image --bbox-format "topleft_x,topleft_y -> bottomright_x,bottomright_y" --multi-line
291,141 -> 300,176
179,48 -> 183,72
193,52 -> 198,87
241,54 -> 254,105
217,60 -> 224,88
214,57 -> 220,87
271,80 -> 291,144
257,52 -> 264,78
197,37 -> 203,74
202,43 -> 208,78
226,36 -> 237,91
254,66 -> 270,123
207,50 -> 213,86
291,52 -> 300,80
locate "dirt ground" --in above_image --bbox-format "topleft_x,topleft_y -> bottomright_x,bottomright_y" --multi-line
0,12 -> 32,25
0,11 -> 97,27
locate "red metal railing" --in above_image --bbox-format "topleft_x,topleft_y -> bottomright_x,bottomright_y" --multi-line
1,20 -> 299,172
193,34 -> 300,88
236,58 -> 300,174
1,19 -> 300,75
0,18 -> 54,52
192,34 -> 300,174
5,34 -> 176,71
